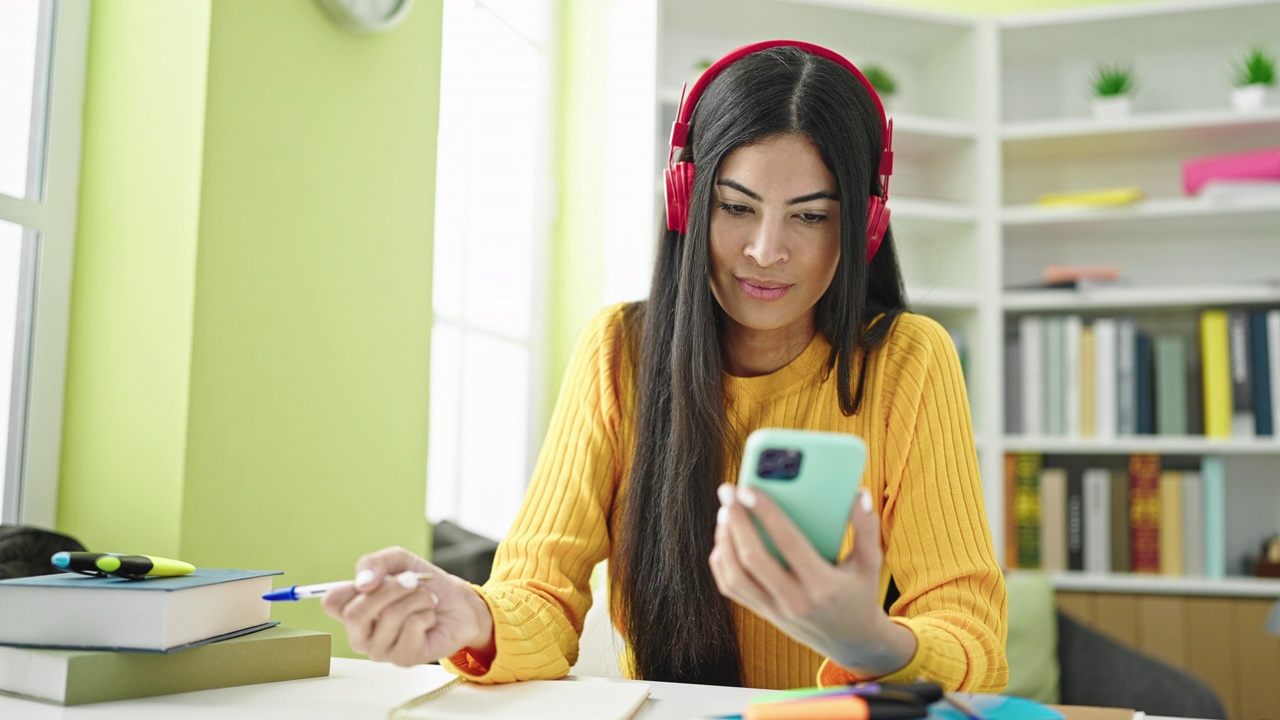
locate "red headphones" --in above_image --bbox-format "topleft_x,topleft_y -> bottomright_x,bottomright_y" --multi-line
664,40 -> 895,262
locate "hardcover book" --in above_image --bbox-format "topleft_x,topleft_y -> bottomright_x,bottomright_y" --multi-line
0,569 -> 279,652
1128,454 -> 1161,574
1015,453 -> 1044,569
1227,309 -> 1255,437
0,626 -> 329,706
1199,310 -> 1232,438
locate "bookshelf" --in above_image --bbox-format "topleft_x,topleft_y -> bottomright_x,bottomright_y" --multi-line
600,0 -> 1280,597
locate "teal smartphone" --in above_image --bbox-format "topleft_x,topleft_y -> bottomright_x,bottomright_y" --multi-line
737,428 -> 867,564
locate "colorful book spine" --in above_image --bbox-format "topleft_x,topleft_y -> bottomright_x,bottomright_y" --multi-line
1109,468 -> 1131,573
1080,324 -> 1097,438
1270,311 -> 1280,441
1004,453 -> 1019,568
1181,470 -> 1205,577
1128,453 -> 1161,573
1040,467 -> 1068,572
1135,331 -> 1155,435
1064,315 -> 1083,438
1228,309 -> 1255,437
1249,310 -> 1273,436
1158,470 -> 1184,576
1015,452 -> 1044,569
1202,456 -> 1226,578
1270,310 -> 1280,441
1117,319 -> 1137,436
1005,337 -> 1022,435
1155,334 -> 1188,436
1066,469 -> 1085,571
1044,316 -> 1066,436
1082,468 -> 1112,573
1200,310 -> 1233,438
1020,316 -> 1043,437
1093,318 -> 1118,440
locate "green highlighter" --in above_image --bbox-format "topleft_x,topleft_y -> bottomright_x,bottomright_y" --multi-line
51,551 -> 196,580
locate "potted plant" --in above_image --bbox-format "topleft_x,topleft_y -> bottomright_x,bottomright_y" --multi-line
1090,62 -> 1137,120
1231,45 -> 1276,112
862,65 -> 898,110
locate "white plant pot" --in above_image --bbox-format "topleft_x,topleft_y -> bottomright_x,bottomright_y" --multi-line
1091,95 -> 1133,120
1231,84 -> 1272,112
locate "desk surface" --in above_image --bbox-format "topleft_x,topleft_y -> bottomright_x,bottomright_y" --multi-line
0,657 -> 756,719
0,657 -> 1187,720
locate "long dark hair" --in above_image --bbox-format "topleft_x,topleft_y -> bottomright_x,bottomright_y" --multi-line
614,46 -> 908,686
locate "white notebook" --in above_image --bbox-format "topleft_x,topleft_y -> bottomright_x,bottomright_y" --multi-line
390,676 -> 651,720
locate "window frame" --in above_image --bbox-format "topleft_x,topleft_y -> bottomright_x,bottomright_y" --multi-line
0,0 -> 91,526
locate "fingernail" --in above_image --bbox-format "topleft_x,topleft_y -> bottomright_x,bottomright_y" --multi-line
717,484 -> 735,506
737,486 -> 757,508
354,569 -> 375,588
396,571 -> 419,589
717,506 -> 729,525
860,489 -> 873,513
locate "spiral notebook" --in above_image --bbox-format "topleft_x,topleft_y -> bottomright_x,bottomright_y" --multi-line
388,676 -> 651,720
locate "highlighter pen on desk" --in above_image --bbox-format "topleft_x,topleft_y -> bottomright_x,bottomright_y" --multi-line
263,571 -> 434,601
746,695 -> 927,720
51,551 -> 196,579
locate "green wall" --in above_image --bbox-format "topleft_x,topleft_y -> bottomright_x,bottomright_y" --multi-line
58,0 -> 442,657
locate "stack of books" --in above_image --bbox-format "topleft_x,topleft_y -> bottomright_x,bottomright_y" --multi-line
0,568 -> 330,705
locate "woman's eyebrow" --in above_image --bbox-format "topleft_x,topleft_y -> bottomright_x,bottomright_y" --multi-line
715,179 -> 837,205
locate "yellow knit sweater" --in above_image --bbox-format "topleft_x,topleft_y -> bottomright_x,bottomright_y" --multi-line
443,303 -> 1008,692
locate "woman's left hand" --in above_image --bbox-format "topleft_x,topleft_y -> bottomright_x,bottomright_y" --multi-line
708,483 -> 917,677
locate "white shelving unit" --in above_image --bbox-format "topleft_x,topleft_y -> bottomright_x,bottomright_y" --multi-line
602,0 -> 1280,596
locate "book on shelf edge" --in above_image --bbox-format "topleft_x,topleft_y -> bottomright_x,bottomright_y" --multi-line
1066,469 -> 1085,572
0,626 -> 330,706
1248,310 -> 1274,436
1082,468 -> 1112,574
1154,334 -> 1188,436
1181,470 -> 1206,577
1040,467 -> 1068,573
1128,454 -> 1161,574
1157,470 -> 1184,576
1004,453 -> 1020,569
1109,468 -> 1131,574
1227,310 -> 1255,438
1199,310 -> 1232,439
1201,457 -> 1226,579
0,568 -> 279,652
1015,453 -> 1044,570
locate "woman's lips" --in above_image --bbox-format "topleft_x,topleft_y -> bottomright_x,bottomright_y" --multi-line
736,277 -> 792,301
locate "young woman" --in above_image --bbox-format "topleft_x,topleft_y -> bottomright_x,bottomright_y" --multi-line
323,40 -> 1007,693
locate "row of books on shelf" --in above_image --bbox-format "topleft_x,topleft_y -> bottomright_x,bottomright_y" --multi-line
1004,452 -> 1228,577
0,567 -> 328,705
1005,308 -> 1280,439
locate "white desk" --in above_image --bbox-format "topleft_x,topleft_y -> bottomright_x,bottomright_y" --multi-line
0,657 -> 758,719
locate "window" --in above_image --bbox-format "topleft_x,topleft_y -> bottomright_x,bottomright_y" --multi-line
426,0 -> 554,543
0,0 -> 90,525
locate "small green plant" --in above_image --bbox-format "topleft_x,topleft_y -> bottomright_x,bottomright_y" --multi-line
1091,62 -> 1136,97
1233,46 -> 1277,87
862,65 -> 897,97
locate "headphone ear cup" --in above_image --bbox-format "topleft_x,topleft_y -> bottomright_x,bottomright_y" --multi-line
866,196 -> 889,263
664,161 -> 695,233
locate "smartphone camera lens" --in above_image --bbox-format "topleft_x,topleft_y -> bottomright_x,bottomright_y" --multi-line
758,448 -> 802,480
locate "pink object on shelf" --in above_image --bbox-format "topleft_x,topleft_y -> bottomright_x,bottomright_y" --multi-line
1183,147 -> 1280,195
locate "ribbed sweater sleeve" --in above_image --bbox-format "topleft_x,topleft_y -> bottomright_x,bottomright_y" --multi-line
818,317 -> 1008,692
440,305 -> 625,683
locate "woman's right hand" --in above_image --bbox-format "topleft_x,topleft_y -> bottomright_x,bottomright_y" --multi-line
320,546 -> 496,668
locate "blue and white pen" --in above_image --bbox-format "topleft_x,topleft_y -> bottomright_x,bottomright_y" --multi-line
262,571 -> 434,601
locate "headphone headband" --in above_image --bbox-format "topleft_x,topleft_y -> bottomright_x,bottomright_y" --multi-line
670,40 -> 890,176
664,40 -> 894,261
